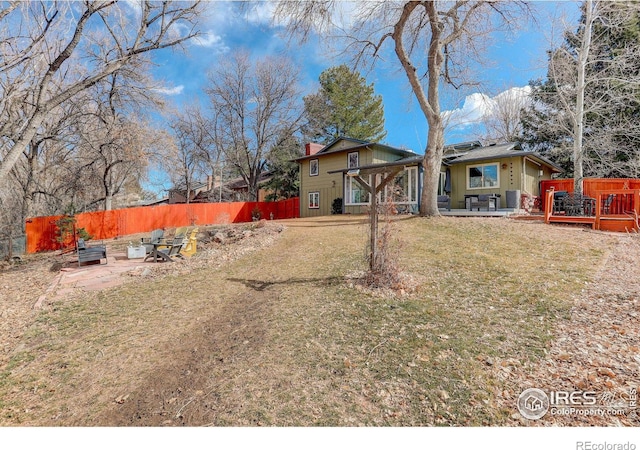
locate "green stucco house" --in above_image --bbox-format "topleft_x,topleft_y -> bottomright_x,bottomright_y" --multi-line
295,137 -> 421,217
295,138 -> 561,217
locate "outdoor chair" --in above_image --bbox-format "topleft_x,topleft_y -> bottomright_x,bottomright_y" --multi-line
76,238 -> 107,267
563,193 -> 595,216
144,238 -> 184,262
470,194 -> 491,211
602,194 -> 616,214
553,191 -> 568,214
180,228 -> 199,257
437,195 -> 451,211
141,229 -> 164,254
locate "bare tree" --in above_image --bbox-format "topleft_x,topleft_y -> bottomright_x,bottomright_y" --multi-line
205,51 -> 302,202
166,105 -> 218,204
521,0 -> 640,185
75,68 -> 165,211
275,1 -> 531,216
481,86 -> 531,143
0,1 -> 202,185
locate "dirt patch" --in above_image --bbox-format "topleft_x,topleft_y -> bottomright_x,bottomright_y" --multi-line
93,287 -> 275,426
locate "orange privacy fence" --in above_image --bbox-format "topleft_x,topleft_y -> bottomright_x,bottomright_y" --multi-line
25,198 -> 299,254
540,178 -> 640,210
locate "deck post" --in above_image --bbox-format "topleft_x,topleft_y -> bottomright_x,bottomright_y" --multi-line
595,192 -> 601,230
635,190 -> 640,231
544,188 -> 554,224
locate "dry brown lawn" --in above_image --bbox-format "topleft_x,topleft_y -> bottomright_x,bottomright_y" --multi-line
0,215 -> 637,426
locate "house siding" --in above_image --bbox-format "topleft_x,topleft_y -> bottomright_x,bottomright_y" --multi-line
299,143 -> 416,217
300,149 -> 375,217
448,155 -> 554,208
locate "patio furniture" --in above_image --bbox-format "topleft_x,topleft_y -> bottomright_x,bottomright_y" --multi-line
76,238 -> 107,267
602,194 -> 616,214
144,237 -> 184,263
467,194 -> 499,211
437,195 -> 451,211
552,191 -> 568,214
141,229 -> 164,254
180,228 -> 199,257
563,193 -> 596,216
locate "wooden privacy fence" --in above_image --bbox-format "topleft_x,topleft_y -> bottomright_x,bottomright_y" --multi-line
540,178 -> 640,210
25,197 -> 299,254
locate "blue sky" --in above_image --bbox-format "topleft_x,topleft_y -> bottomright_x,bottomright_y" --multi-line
150,1 -> 580,155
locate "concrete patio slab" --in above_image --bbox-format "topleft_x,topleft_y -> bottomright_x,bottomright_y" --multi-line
35,251 -> 155,308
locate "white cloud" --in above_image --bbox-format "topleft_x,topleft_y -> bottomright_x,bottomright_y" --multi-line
245,1 -> 276,26
442,86 -> 532,129
153,85 -> 184,96
192,31 -> 229,52
442,93 -> 493,128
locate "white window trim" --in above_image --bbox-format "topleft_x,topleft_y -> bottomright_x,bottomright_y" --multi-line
344,174 -> 371,206
466,162 -> 500,190
345,167 -> 420,206
382,166 -> 419,205
347,151 -> 359,169
309,159 -> 319,177
438,171 -> 446,196
308,192 -> 319,209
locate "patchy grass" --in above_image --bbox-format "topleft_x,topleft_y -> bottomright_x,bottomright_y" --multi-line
0,216 -> 614,426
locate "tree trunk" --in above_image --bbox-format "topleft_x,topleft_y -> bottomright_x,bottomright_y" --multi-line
421,125 -> 446,216
573,0 -> 595,196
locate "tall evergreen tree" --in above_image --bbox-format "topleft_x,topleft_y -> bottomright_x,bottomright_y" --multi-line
302,65 -> 387,144
263,134 -> 303,201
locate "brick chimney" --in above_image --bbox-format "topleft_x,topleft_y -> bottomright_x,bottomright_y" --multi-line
305,142 -> 323,156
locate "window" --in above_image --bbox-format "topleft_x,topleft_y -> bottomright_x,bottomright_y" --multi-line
383,167 -> 419,204
438,172 -> 446,196
345,167 -> 419,206
467,163 -> 499,189
309,159 -> 319,176
308,192 -> 319,209
345,175 -> 371,205
348,151 -> 359,169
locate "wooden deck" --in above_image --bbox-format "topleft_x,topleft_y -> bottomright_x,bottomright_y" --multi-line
546,214 -> 596,228
544,188 -> 639,233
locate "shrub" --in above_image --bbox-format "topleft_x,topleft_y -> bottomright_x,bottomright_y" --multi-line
331,198 -> 343,215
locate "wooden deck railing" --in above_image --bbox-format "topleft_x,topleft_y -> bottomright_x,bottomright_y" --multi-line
544,187 -> 640,232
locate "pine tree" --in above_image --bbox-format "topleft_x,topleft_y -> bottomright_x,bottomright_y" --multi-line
302,65 -> 387,144
263,134 -> 303,201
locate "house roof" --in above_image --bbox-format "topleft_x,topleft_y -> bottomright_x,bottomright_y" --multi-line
294,137 -> 418,162
223,171 -> 273,190
444,142 -> 563,172
168,180 -> 208,193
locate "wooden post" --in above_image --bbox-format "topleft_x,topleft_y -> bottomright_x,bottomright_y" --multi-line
349,167 -> 403,272
595,191 -> 601,231
369,184 -> 378,271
